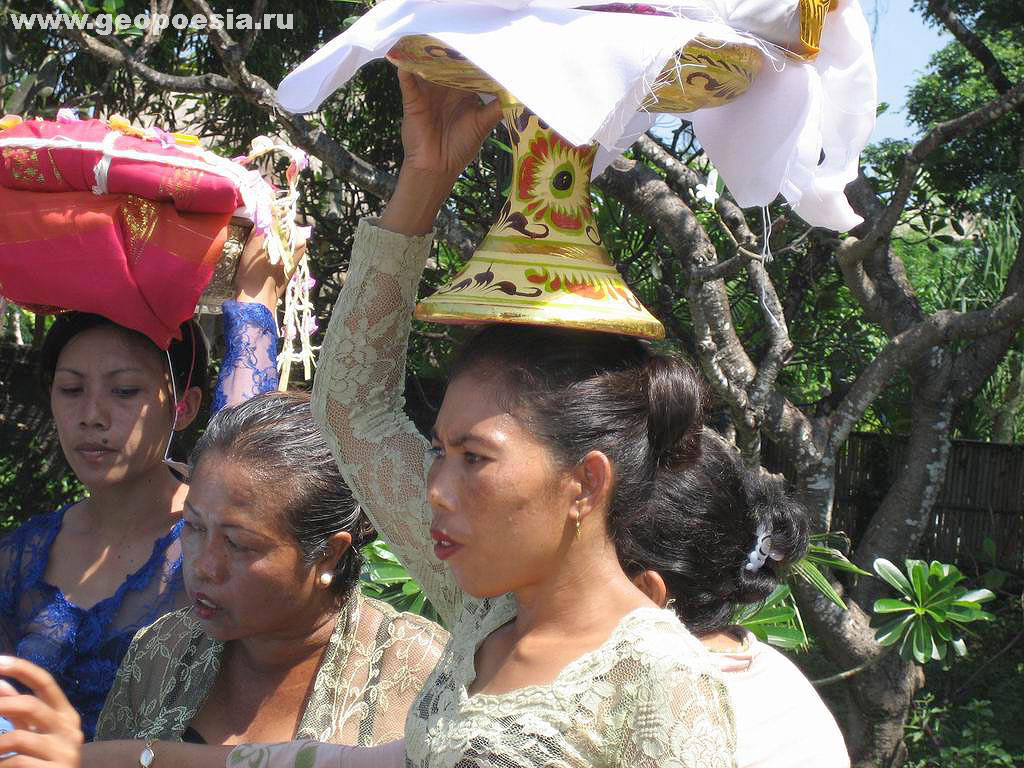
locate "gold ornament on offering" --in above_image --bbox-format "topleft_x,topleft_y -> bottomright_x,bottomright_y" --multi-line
798,0 -> 838,59
387,34 -> 765,340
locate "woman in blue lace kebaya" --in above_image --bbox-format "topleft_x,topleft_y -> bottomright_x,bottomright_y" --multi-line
0,234 -> 290,741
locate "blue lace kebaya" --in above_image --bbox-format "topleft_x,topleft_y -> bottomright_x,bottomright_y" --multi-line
0,301 -> 279,740
212,300 -> 280,414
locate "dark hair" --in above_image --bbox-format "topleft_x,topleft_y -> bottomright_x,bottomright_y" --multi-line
449,324 -> 704,557
620,429 -> 809,636
40,312 -> 209,401
189,391 -> 374,598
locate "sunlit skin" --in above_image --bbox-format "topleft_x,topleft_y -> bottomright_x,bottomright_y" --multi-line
50,325 -> 194,488
427,370 -> 578,598
180,453 -> 351,745
44,325 -> 201,610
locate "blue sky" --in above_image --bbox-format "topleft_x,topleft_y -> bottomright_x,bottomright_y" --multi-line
870,1 -> 950,141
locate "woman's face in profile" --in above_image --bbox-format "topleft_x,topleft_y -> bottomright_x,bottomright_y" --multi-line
427,369 -> 579,599
49,325 -> 176,489
180,453 -> 329,643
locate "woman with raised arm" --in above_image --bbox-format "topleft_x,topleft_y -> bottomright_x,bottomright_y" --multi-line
309,70 -> 734,768
0,71 -> 736,768
0,233 -> 290,741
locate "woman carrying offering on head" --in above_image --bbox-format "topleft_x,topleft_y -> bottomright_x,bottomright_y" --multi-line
0,71 -> 737,768
261,71 -> 733,768
0,234 -> 290,741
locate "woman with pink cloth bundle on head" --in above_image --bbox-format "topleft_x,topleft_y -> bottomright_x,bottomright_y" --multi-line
0,228 -> 289,742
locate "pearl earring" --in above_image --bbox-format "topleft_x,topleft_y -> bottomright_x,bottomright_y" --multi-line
318,572 -> 334,588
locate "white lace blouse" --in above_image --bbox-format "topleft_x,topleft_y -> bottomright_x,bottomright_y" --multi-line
296,218 -> 737,768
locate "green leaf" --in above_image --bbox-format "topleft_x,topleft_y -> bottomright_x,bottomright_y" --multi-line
410,592 -> 426,616
751,625 -> 806,650
932,619 -> 952,642
922,570 -> 967,608
401,579 -> 421,596
487,137 -> 513,154
805,544 -> 871,576
739,606 -> 797,626
875,614 -> 914,646
365,564 -> 412,583
873,558 -> 913,596
908,559 -> 929,601
956,588 -> 996,605
911,620 -> 933,665
874,598 -> 914,614
946,603 -> 983,623
794,560 -> 847,610
982,536 -> 997,562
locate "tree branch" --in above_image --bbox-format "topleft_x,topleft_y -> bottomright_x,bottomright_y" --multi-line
636,132 -> 758,248
180,0 -> 484,258
828,287 -> 1024,454
239,0 -> 270,60
746,260 -> 794,411
925,0 -> 1013,93
840,78 -> 1024,265
59,27 -> 237,94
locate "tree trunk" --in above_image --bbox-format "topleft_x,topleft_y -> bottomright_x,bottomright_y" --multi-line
794,568 -> 925,768
991,353 -> 1022,442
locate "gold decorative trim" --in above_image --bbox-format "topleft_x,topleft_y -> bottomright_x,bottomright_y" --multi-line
2,147 -> 45,184
121,195 -> 159,265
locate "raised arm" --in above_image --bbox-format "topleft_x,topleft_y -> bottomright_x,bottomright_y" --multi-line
311,72 -> 501,627
212,234 -> 300,414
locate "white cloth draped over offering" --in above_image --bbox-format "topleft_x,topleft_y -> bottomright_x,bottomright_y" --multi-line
277,0 -> 876,231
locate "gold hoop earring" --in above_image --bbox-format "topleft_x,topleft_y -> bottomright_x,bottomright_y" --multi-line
574,515 -> 582,540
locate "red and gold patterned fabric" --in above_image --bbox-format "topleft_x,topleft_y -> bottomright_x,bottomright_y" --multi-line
0,116 -> 249,348
0,190 -> 229,348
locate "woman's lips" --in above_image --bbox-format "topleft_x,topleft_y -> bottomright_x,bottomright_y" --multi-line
430,529 -> 463,561
192,592 -> 222,620
75,444 -> 116,463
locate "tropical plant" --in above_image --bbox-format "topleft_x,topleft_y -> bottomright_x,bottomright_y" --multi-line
734,584 -> 807,650
359,538 -> 441,625
872,558 -> 995,665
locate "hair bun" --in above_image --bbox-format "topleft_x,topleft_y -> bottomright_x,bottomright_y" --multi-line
644,355 -> 705,468
731,471 -> 810,604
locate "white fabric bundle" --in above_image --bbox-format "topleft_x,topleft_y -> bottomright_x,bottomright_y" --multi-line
277,0 -> 876,230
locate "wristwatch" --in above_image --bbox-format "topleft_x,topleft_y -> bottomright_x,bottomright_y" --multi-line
139,740 -> 156,767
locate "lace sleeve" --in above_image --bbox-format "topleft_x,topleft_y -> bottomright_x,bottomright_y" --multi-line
211,300 -> 280,415
228,739 -> 405,768
95,627 -> 143,741
311,218 -> 463,627
618,656 -> 737,768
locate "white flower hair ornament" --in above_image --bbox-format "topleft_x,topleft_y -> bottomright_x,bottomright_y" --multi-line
744,523 -> 786,573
